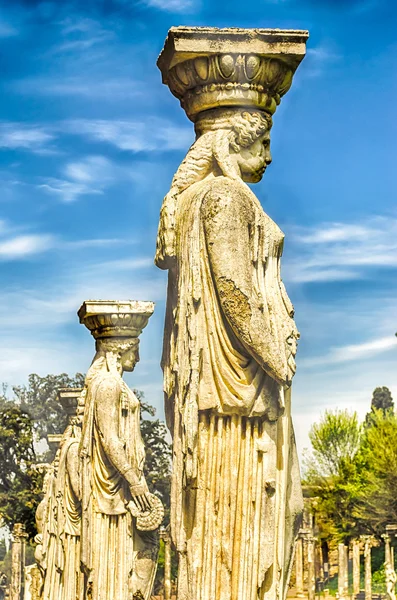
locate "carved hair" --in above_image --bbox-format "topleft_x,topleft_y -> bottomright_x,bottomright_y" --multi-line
85,337 -> 139,383
95,337 -> 139,355
155,109 -> 271,269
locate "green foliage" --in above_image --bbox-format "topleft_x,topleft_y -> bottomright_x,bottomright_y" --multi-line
365,386 -> 394,426
354,409 -> 397,534
137,392 -> 172,525
305,399 -> 397,546
0,401 -> 44,539
307,409 -> 362,478
12,373 -> 85,450
303,409 -> 364,542
0,375 -> 172,545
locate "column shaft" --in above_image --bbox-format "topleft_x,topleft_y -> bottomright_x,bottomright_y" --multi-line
353,539 -> 361,597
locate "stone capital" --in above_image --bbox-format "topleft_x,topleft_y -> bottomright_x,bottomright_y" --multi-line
12,523 -> 27,541
78,300 -> 155,340
157,26 -> 309,121
57,387 -> 83,419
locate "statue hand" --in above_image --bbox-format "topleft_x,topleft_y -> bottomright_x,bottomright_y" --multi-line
128,480 -> 152,513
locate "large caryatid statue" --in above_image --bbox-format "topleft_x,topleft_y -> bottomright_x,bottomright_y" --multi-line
155,27 -> 309,600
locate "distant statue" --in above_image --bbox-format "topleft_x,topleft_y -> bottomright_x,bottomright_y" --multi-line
155,26 -> 308,600
78,301 -> 163,600
35,457 -> 59,599
37,405 -> 83,600
385,562 -> 397,600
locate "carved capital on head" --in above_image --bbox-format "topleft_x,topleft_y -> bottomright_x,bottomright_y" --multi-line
78,300 -> 155,340
158,26 -> 309,121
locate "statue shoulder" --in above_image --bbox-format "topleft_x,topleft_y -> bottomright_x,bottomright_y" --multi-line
201,176 -> 254,220
94,373 -> 122,399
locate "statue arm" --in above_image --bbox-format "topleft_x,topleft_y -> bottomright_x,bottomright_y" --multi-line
203,185 -> 288,386
95,377 -> 147,493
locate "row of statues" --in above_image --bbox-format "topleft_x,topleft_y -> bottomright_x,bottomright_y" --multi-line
34,301 -> 163,600
30,25 -> 309,600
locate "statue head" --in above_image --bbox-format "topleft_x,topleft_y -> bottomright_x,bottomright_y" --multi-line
95,336 -> 140,374
195,108 -> 272,183
156,107 -> 272,268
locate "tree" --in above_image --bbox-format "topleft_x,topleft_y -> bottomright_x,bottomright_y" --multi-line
12,373 -> 85,448
0,401 -> 43,539
0,375 -> 172,542
355,409 -> 397,534
137,392 -> 172,525
305,409 -> 362,478
303,409 -> 363,542
365,386 -> 394,425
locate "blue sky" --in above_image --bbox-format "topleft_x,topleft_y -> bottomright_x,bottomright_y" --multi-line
0,0 -> 396,455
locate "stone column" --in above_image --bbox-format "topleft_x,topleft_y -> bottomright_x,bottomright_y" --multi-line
344,544 -> 349,597
338,543 -> 347,600
160,527 -> 172,600
10,523 -> 27,600
384,534 -> 392,565
307,536 -> 316,600
352,539 -> 361,597
295,536 -> 305,598
362,536 -> 373,600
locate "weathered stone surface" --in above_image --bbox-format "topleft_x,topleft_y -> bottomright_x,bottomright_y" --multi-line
10,523 -> 27,600
158,26 -> 309,121
34,301 -> 163,600
155,25 -> 308,600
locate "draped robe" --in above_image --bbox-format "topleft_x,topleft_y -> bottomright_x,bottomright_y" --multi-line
80,369 -> 157,600
162,175 -> 303,600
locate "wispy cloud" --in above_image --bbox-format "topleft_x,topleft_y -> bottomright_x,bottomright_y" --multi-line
38,178 -> 104,203
0,234 -> 54,259
300,335 -> 397,368
54,17 -> 115,53
0,123 -> 54,152
12,76 -> 143,100
39,155 -> 114,202
143,0 -> 196,11
0,118 -> 192,155
300,44 -> 341,79
65,119 -> 193,152
285,216 -> 397,283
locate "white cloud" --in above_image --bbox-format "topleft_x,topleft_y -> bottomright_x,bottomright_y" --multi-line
13,77 -> 143,100
54,17 -> 114,53
0,235 -> 53,259
65,119 -> 193,152
64,155 -> 114,183
39,155 -> 115,202
38,178 -> 104,203
285,216 -> 397,283
299,45 -> 341,80
143,0 -> 196,11
300,336 -> 397,369
0,123 -> 54,152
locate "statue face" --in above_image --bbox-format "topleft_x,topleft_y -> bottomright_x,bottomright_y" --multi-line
120,343 -> 139,372
235,132 -> 272,183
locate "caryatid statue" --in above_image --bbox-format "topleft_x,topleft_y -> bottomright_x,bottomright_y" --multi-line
155,27 -> 309,600
78,300 -> 164,600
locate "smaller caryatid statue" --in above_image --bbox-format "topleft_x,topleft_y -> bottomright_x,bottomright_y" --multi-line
35,455 -> 60,599
36,388 -> 83,600
78,300 -> 163,600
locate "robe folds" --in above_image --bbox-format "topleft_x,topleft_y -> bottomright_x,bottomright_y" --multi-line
162,175 -> 303,600
80,368 -> 157,600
